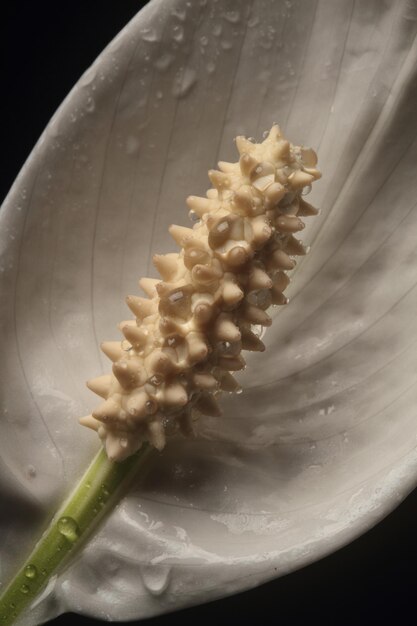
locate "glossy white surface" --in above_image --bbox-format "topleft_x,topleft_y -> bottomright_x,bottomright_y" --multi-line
1,0 -> 417,623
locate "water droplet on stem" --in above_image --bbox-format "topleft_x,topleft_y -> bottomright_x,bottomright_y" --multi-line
25,564 -> 38,580
57,517 -> 80,543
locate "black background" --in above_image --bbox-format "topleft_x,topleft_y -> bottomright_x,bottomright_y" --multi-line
1,2 -> 417,625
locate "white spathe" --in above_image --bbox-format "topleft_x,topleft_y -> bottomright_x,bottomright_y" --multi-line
0,0 -> 417,624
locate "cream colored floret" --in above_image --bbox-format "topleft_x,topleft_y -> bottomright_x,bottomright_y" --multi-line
80,125 -> 321,461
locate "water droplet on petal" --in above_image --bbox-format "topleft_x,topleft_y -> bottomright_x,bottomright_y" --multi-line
126,136 -> 140,156
212,23 -> 222,36
206,61 -> 216,74
80,67 -> 97,87
27,465 -> 36,478
172,24 -> 184,42
142,28 -> 159,42
223,10 -> 240,23
85,96 -> 95,113
140,564 -> 171,596
154,53 -> 174,72
173,7 -> 187,21
220,40 -> 233,51
172,68 -> 197,98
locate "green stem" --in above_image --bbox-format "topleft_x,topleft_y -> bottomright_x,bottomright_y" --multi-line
0,444 -> 154,626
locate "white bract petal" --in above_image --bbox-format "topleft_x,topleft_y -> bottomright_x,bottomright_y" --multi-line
1,0 -> 417,624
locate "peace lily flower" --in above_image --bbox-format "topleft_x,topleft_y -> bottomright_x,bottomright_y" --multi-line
0,1 -> 416,625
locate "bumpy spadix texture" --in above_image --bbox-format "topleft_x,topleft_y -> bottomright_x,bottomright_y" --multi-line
80,126 -> 321,461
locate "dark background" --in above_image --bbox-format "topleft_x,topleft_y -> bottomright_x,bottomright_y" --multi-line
1,2 -> 417,625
